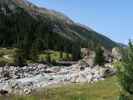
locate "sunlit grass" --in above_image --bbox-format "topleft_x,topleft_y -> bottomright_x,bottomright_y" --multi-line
38,51 -> 72,62
0,48 -> 72,65
0,48 -> 17,65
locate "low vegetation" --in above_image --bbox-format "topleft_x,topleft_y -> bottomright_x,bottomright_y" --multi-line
0,48 -> 72,65
116,41 -> 133,100
0,48 -> 17,65
38,51 -> 72,63
94,46 -> 105,66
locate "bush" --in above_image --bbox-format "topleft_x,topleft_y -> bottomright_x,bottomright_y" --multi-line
119,94 -> 133,100
45,53 -> 51,63
29,48 -> 39,62
0,60 -> 7,66
0,52 -> 4,57
117,40 -> 133,100
94,46 -> 105,66
14,49 -> 27,67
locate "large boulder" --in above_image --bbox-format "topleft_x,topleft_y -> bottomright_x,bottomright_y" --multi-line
103,67 -> 117,78
112,47 -> 122,61
23,88 -> 32,95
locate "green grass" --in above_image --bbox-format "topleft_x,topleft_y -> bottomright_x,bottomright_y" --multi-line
43,76 -> 120,100
38,51 -> 72,62
0,48 -> 17,64
0,76 -> 120,100
0,48 -> 72,64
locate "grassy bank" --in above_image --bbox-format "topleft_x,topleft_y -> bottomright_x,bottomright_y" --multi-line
0,48 -> 72,65
0,76 -> 120,100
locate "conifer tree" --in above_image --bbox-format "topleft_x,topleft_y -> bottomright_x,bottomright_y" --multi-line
60,51 -> 63,59
14,49 -> 26,67
118,40 -> 133,100
29,41 -> 39,62
94,46 -> 105,66
71,43 -> 81,61
46,53 -> 51,63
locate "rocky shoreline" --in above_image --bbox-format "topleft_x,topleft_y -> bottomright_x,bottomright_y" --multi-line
0,60 -> 116,95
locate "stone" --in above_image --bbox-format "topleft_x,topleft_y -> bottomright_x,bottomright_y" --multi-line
70,74 -> 79,83
0,61 -> 116,95
112,47 -> 122,61
38,64 -> 47,69
103,68 -> 117,78
80,67 -> 85,71
0,89 -> 8,95
24,88 -> 32,95
0,82 -> 12,94
76,74 -> 87,83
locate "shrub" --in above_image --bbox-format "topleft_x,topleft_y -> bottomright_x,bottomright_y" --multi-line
14,49 -> 27,67
94,46 -> 105,66
117,40 -> 133,100
45,53 -> 51,63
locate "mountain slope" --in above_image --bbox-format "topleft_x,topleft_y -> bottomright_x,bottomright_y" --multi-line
0,0 -> 118,52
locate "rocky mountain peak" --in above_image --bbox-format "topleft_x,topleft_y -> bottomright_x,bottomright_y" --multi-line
0,0 -> 32,6
0,0 -> 74,24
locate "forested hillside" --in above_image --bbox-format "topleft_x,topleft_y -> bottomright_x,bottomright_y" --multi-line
0,0 -> 118,61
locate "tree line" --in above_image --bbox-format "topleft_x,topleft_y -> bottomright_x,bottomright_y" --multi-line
0,6 -> 82,63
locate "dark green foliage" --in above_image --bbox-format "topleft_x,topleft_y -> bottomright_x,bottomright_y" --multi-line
71,43 -> 81,61
94,46 -> 105,65
14,49 -> 26,67
119,94 -> 127,100
29,40 -> 39,62
117,40 -> 133,100
51,59 -> 57,65
0,1 -> 118,63
60,51 -> 63,59
29,48 -> 39,62
119,94 -> 133,100
0,60 -> 7,66
45,53 -> 51,63
69,24 -> 118,49
66,53 -> 71,61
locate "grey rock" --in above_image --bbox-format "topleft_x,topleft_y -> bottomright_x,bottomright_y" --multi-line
0,61 -> 116,95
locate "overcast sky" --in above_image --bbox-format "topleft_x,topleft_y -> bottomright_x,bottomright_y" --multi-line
29,0 -> 133,44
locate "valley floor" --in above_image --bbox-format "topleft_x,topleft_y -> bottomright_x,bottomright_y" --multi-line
0,76 -> 120,100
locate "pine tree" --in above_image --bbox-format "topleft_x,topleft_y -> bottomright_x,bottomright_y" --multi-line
14,49 -> 26,67
118,40 -> 133,100
45,53 -> 51,63
29,41 -> 39,62
94,46 -> 105,66
71,43 -> 81,61
29,47 -> 39,62
60,51 -> 63,59
66,53 -> 70,61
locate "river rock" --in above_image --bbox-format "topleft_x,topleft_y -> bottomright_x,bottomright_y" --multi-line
0,61 -> 116,95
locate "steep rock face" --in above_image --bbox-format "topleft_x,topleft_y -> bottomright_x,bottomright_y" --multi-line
0,0 -> 118,50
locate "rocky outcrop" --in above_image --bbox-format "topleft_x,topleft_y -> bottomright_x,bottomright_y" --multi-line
0,60 -> 116,95
112,47 -> 122,61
